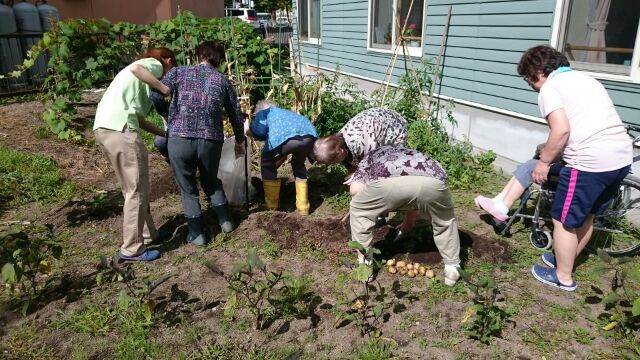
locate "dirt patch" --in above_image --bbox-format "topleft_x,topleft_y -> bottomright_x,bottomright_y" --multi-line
237,212 -> 512,266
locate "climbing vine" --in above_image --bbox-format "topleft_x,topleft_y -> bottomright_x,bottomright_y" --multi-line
3,11 -> 281,140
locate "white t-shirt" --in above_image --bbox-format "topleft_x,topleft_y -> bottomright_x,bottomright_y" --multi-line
538,69 -> 632,172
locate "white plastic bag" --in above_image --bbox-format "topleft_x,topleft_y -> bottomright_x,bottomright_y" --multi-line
217,137 -> 256,206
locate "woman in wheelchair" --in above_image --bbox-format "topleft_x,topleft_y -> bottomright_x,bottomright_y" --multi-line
478,46 -> 633,292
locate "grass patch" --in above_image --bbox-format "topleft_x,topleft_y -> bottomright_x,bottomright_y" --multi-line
350,339 -> 397,360
0,145 -> 76,206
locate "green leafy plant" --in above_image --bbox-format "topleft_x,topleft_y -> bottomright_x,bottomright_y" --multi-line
589,250 -> 640,335
334,242 -> 401,338
205,249 -> 316,330
381,60 -> 496,189
7,12 -> 280,140
0,224 -> 62,315
96,255 -> 176,322
459,268 -> 512,344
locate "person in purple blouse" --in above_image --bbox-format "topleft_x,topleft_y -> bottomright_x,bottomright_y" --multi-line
349,146 -> 461,286
162,41 -> 246,246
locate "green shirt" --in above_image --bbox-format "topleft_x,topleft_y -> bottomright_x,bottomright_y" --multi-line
93,58 -> 163,131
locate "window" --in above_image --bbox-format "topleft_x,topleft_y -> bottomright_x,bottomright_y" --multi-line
370,0 -> 424,56
298,0 -> 321,44
559,0 -> 640,81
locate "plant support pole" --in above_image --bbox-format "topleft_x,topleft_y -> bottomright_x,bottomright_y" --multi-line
426,5 -> 452,114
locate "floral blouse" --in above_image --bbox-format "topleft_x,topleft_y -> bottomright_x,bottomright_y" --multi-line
162,64 -> 245,143
351,146 -> 448,184
339,108 -> 407,166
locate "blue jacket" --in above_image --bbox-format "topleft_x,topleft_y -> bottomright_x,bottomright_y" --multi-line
250,106 -> 318,151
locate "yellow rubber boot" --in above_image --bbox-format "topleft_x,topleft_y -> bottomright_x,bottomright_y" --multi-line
295,180 -> 310,216
262,179 -> 281,210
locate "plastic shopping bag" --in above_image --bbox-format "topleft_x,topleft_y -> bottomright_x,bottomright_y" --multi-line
217,137 -> 256,206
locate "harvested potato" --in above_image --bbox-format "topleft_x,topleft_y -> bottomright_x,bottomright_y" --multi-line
418,266 -> 426,275
413,263 -> 420,269
388,266 -> 397,274
396,260 -> 406,268
387,259 -> 396,267
425,269 -> 435,278
406,263 -> 414,270
407,270 -> 416,278
353,299 -> 365,309
399,268 -> 407,275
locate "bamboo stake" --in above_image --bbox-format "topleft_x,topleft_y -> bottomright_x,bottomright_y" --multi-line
426,5 -> 452,114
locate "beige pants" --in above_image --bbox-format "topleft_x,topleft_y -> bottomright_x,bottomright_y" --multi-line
95,128 -> 157,256
349,176 -> 460,265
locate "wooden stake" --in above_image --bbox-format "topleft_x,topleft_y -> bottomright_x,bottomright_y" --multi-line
426,5 -> 452,114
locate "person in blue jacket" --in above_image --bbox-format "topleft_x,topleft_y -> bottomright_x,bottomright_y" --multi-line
244,100 -> 318,215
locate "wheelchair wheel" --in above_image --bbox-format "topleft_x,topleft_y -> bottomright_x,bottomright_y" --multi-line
529,229 -> 553,250
587,175 -> 640,256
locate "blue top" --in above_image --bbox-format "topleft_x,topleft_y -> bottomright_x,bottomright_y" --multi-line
250,106 -> 318,151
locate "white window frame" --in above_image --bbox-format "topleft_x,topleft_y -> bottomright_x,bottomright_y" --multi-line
552,0 -> 640,83
367,0 -> 425,57
297,0 -> 321,45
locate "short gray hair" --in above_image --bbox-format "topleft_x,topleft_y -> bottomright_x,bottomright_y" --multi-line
255,100 -> 276,112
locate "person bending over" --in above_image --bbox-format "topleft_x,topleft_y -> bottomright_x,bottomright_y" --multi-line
348,145 -> 461,286
245,100 -> 318,215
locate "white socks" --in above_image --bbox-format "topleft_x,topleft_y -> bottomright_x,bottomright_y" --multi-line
491,193 -> 509,215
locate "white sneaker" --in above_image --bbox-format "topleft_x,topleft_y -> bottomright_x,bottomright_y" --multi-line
444,264 -> 460,286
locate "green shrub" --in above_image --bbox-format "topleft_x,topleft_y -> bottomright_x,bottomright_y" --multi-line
383,60 -> 496,189
0,145 -> 76,206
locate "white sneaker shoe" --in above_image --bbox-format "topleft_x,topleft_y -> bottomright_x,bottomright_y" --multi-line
444,264 -> 460,286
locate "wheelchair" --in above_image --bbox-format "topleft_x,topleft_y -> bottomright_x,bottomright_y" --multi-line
496,164 -> 640,257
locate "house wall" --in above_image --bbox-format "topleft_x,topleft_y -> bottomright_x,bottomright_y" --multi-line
47,0 -> 223,24
293,0 -> 640,170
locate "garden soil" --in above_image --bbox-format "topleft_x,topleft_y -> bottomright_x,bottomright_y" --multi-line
0,99 -> 614,359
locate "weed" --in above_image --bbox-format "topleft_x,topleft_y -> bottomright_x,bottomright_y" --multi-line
262,234 -> 282,260
574,327 -> 595,345
325,190 -> 351,212
549,303 -> 577,321
0,145 -> 76,206
50,304 -> 117,335
459,268 -> 512,344
349,338 -> 397,360
587,250 -> 640,336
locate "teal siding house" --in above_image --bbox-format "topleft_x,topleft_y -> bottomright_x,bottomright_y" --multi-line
291,0 -> 640,170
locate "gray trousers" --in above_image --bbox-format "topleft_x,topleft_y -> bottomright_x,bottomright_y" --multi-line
261,135 -> 315,180
168,137 -> 227,218
350,176 -> 461,265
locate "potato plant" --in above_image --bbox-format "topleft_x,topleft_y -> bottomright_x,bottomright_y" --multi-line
0,224 -> 62,315
334,242 -> 403,338
206,249 -> 315,330
459,268 -> 512,344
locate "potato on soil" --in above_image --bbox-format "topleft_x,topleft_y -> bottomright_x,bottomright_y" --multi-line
353,299 -> 365,309
418,266 -> 426,275
407,270 -> 416,278
388,266 -> 397,274
387,259 -> 396,266
399,268 -> 408,275
396,260 -> 406,268
413,263 -> 420,269
406,263 -> 414,270
425,269 -> 435,278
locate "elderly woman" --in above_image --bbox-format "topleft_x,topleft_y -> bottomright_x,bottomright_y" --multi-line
93,47 -> 175,262
244,101 -> 318,215
163,41 -> 246,246
517,46 -> 632,292
313,108 -> 407,172
349,145 -> 461,286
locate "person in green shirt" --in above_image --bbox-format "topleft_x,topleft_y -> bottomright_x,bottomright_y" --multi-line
93,47 -> 175,262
